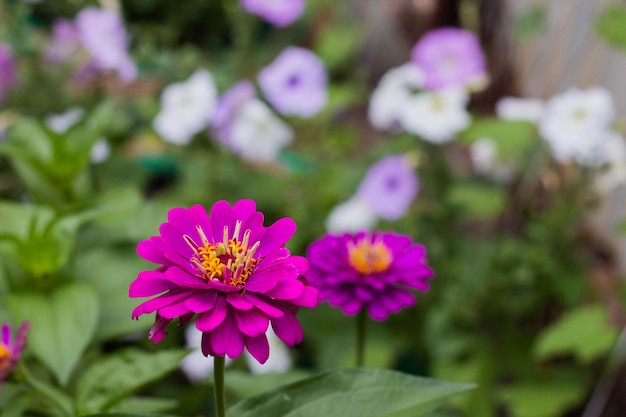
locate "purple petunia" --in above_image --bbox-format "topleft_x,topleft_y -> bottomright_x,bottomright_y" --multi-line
45,18 -> 80,63
0,322 -> 29,384
411,27 -> 486,91
306,231 -> 434,321
355,154 -> 419,220
211,80 -> 257,144
240,0 -> 305,27
258,46 -> 327,117
130,200 -> 318,364
75,7 -> 136,82
0,44 -> 16,103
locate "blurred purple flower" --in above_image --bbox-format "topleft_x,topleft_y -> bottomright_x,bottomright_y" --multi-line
45,18 -> 80,63
130,200 -> 318,363
75,7 -> 136,82
211,80 -> 256,144
306,231 -> 434,321
411,27 -> 486,91
0,322 -> 29,383
0,44 -> 16,103
258,47 -> 327,117
241,0 -> 305,27
355,154 -> 419,220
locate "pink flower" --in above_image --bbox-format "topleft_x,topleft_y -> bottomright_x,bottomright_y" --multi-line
0,322 -> 30,383
411,27 -> 486,91
306,231 -> 433,320
258,46 -> 327,117
240,0 -> 305,27
355,154 -> 419,220
0,44 -> 16,103
130,200 -> 318,363
75,7 -> 137,82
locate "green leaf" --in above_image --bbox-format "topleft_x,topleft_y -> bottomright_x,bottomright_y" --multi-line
81,414 -> 180,417
228,368 -> 475,417
74,247 -> 153,341
448,182 -> 505,220
596,4 -> 626,50
513,6 -> 547,39
499,381 -> 586,417
534,305 -> 619,364
74,348 -> 188,414
459,118 -> 537,161
7,284 -> 100,385
225,370 -> 313,398
108,397 -> 178,414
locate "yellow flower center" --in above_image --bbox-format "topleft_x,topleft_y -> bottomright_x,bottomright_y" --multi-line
184,221 -> 260,287
347,237 -> 393,275
0,344 -> 12,371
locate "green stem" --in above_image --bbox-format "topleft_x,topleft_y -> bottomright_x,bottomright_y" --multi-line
213,355 -> 226,417
356,309 -> 367,367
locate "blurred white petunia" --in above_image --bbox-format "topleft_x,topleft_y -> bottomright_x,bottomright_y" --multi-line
228,98 -> 293,162
469,137 -> 511,181
45,107 -> 85,133
180,324 -> 232,383
400,87 -> 470,143
470,138 -> 496,175
368,63 -> 424,131
153,70 -> 217,145
538,87 -> 615,166
244,327 -> 293,375
596,133 -> 626,193
90,139 -> 111,164
496,97 -> 544,123
325,197 -> 378,233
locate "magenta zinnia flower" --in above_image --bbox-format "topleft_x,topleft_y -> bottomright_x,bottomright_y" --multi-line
306,231 -> 433,320
258,46 -> 327,117
240,0 -> 305,28
130,200 -> 318,363
411,27 -> 486,91
0,322 -> 29,383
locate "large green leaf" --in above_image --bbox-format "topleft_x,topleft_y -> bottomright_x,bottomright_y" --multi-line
459,118 -> 537,161
228,368 -> 475,417
74,348 -> 188,415
7,284 -> 100,385
74,247 -> 151,341
534,305 -> 619,364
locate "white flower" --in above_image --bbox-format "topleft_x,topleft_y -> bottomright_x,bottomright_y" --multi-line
90,139 -> 111,164
470,138 -> 496,175
400,87 -> 470,143
596,133 -> 626,193
496,97 -> 544,123
325,197 -> 378,233
244,327 -> 292,375
229,98 -> 293,162
153,70 -> 217,145
368,63 -> 424,131
538,87 -> 615,166
180,324 -> 232,383
45,107 -> 85,133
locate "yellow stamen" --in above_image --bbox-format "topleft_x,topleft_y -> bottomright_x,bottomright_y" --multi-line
0,344 -> 11,370
348,237 -> 393,275
191,224 -> 259,287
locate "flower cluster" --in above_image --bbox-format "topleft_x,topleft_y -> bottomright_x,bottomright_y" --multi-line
306,231 -> 434,320
0,322 -> 29,384
130,200 -> 318,363
369,27 -> 482,143
46,8 -> 136,83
